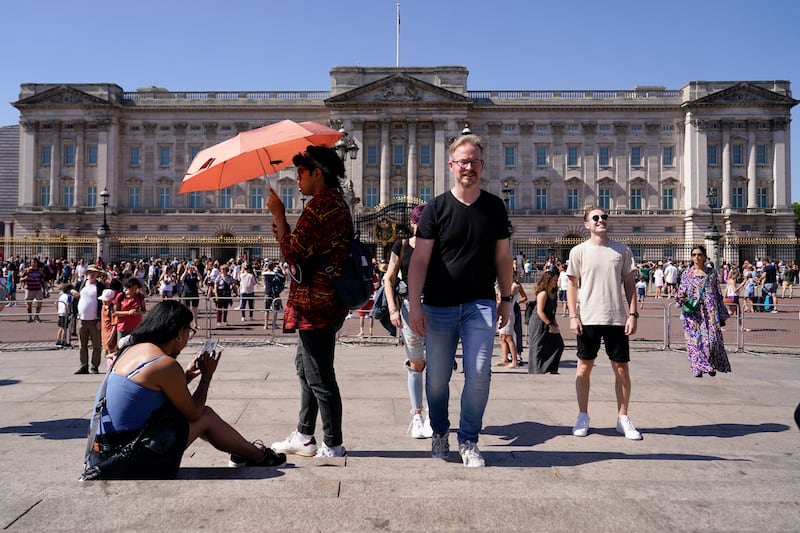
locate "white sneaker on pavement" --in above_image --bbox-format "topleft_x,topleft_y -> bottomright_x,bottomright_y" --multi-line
458,441 -> 485,467
409,413 -> 426,439
422,416 -> 434,438
616,415 -> 643,440
572,412 -> 590,437
314,443 -> 347,458
270,430 -> 318,457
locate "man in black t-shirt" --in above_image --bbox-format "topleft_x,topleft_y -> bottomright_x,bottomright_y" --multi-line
758,258 -> 779,312
408,134 -> 513,468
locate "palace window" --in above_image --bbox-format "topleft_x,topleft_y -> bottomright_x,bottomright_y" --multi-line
662,146 -> 674,167
129,146 -> 140,167
159,146 -> 171,167
189,192 -> 201,209
87,144 -> 98,166
159,187 -> 171,209
219,187 -> 231,209
365,185 -> 378,208
504,146 -> 516,167
420,145 -> 431,165
63,185 -> 74,206
732,144 -> 744,165
393,145 -> 404,166
536,146 -> 548,167
757,144 -> 768,165
732,187 -> 744,208
662,188 -> 674,210
63,144 -> 75,166
630,188 -> 642,210
757,187 -> 768,208
630,146 -> 642,167
598,188 -> 610,210
280,187 -> 294,209
87,186 -> 97,208
567,188 -> 580,210
599,146 -> 610,167
40,184 -> 50,206
41,145 -> 52,166
534,188 -> 546,210
567,146 -> 580,167
250,187 -> 264,209
128,187 -> 140,209
366,145 -> 378,165
707,145 -> 718,166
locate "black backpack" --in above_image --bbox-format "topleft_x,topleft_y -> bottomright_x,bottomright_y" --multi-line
322,231 -> 373,310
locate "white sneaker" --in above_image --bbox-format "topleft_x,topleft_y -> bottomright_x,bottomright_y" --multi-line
572,413 -> 590,437
270,430 -> 318,457
616,415 -> 643,440
314,443 -> 347,457
409,414 -> 426,439
422,416 -> 434,438
458,441 -> 485,467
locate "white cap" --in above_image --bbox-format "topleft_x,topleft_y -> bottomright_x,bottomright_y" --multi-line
99,289 -> 116,302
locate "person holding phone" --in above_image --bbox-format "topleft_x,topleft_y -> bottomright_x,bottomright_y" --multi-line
85,300 -> 286,478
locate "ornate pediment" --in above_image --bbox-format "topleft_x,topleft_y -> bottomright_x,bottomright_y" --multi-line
14,85 -> 112,107
325,74 -> 472,106
689,83 -> 797,107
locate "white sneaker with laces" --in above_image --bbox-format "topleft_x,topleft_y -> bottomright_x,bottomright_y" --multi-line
409,413 -> 426,439
458,441 -> 485,467
314,443 -> 347,457
270,430 -> 318,457
572,412 -> 590,437
422,416 -> 434,438
616,415 -> 643,440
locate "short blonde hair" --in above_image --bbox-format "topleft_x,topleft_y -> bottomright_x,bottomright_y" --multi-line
449,134 -> 483,157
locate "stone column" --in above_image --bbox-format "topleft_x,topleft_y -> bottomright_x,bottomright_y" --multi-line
721,120 -> 731,209
18,121 -> 37,206
434,120 -> 447,196
380,119 -> 390,205
49,122 -> 62,207
486,121 -> 503,195
681,114 -> 703,214
771,117 -> 789,209
406,119 -> 417,198
747,121 -> 757,209
3,221 -> 12,259
97,119 -> 111,205
74,121 -> 84,207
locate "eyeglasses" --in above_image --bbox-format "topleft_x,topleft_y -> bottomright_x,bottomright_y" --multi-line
187,327 -> 197,340
450,159 -> 484,169
591,214 -> 609,222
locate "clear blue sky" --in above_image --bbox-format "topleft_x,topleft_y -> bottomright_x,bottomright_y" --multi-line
3,0 -> 799,200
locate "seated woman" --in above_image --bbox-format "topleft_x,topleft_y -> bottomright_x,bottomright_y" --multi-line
87,300 -> 285,479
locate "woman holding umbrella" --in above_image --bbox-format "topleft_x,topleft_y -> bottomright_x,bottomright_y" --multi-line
267,145 -> 351,458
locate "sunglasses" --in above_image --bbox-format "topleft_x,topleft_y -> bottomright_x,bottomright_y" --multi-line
591,214 -> 609,222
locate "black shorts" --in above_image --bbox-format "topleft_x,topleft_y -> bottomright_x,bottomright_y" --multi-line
182,295 -> 199,307
576,325 -> 630,363
58,315 -> 69,328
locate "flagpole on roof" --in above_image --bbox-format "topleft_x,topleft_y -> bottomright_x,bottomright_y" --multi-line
396,3 -> 400,67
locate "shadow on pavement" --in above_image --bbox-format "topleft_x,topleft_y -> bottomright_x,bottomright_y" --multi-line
643,422 -> 790,437
0,418 -> 88,440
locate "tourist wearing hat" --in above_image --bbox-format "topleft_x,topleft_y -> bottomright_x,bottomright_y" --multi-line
71,265 -> 107,374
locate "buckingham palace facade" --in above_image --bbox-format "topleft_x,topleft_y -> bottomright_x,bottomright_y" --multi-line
6,66 -> 798,264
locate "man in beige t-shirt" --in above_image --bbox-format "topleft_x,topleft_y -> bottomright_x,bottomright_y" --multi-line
566,207 -> 642,441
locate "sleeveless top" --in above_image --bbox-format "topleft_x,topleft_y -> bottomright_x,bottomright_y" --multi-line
100,355 -> 168,433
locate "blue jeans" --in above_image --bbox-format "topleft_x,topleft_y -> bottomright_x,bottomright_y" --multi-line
424,299 -> 495,444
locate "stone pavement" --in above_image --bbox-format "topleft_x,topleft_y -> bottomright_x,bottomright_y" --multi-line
0,336 -> 798,532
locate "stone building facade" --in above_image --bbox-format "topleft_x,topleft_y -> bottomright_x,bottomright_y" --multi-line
8,66 -> 797,264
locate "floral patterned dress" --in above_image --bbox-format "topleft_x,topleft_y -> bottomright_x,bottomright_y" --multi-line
676,267 -> 731,375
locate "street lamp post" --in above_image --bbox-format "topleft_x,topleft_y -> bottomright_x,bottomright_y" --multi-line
333,127 -> 359,215
96,188 -> 110,260
705,188 -> 721,268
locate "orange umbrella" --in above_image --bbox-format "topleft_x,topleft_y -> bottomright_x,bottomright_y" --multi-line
178,119 -> 343,193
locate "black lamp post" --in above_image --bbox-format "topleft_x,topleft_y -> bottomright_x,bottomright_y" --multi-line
334,127 -> 359,164
705,188 -> 721,267
707,187 -> 718,231
97,188 -> 110,237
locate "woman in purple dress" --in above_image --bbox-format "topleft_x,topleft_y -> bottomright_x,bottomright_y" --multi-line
675,245 -> 731,378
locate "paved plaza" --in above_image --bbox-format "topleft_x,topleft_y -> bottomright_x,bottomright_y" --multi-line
0,320 -> 797,531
